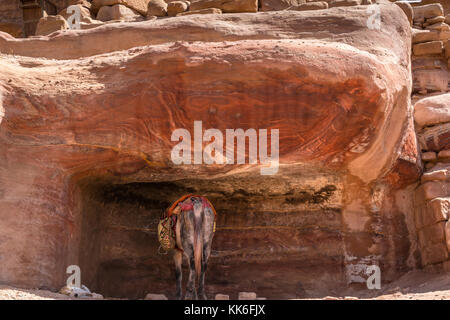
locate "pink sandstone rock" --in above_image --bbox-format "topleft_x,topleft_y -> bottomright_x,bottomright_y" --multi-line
422,168 -> 450,182
418,123 -> 450,152
418,221 -> 446,248
215,293 -> 230,300
414,93 -> 450,129
167,1 -> 189,16
412,41 -> 443,56
238,292 -> 257,300
413,69 -> 448,93
97,4 -> 143,21
446,221 -> 450,252
422,181 -> 450,200
427,16 -> 444,27
260,0 -> 306,11
445,41 -> 450,59
438,150 -> 450,159
144,293 -> 168,300
425,15 -> 445,25
426,22 -> 450,32
421,198 -> 449,228
414,185 -> 449,229
413,3 -> 444,20
443,260 -> 450,272
411,1 -> 449,17
412,57 -> 447,71
0,4 -> 419,297
35,15 -> 70,36
421,242 -> 448,266
430,198 -> 450,222
329,0 -> 361,7
395,1 -> 413,26
289,1 -> 328,11
422,151 -> 437,161
92,0 -> 151,15
177,8 -> 222,15
189,0 -> 257,12
147,0 -> 168,16
0,22 -> 22,38
412,29 -> 440,44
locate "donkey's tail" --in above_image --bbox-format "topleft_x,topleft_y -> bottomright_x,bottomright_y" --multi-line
193,200 -> 204,285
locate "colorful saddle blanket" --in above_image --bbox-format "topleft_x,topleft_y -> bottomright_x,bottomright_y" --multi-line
158,195 -> 217,253
166,194 -> 217,218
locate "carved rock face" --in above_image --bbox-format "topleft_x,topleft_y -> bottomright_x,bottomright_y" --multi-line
0,4 -> 420,298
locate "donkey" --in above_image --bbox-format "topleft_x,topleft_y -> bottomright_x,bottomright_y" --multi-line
172,196 -> 215,300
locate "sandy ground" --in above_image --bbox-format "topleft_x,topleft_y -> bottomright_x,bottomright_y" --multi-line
324,270 -> 450,300
0,286 -> 75,300
1,270 -> 449,300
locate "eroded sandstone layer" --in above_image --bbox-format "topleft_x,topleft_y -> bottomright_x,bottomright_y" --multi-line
0,3 -> 420,298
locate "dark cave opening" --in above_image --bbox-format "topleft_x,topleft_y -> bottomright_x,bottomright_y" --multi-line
76,177 -> 346,299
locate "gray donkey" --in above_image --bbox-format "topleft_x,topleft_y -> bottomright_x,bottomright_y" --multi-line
171,196 -> 216,300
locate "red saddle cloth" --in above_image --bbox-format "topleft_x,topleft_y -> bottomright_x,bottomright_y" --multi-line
166,194 -> 217,218
164,195 -> 217,252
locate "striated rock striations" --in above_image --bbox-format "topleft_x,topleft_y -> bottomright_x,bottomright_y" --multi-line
0,3 -> 422,298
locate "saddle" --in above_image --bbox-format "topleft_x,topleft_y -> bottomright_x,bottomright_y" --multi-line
167,194 -> 217,218
158,194 -> 217,253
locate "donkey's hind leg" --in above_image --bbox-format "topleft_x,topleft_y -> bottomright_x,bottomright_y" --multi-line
198,208 -> 215,300
174,250 -> 183,300
184,246 -> 198,300
197,240 -> 212,300
181,207 -> 199,300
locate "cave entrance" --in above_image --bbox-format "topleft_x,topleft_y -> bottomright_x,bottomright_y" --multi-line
77,176 -> 346,299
